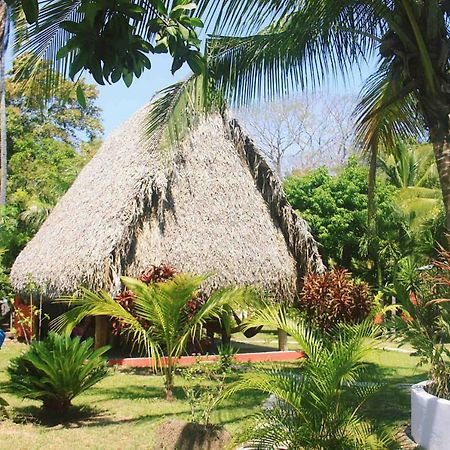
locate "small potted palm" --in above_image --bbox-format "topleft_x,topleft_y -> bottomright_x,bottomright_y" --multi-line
387,253 -> 450,450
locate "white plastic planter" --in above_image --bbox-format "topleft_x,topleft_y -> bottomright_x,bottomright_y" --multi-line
411,381 -> 450,449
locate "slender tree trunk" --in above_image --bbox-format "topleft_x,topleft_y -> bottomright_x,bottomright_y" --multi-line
367,140 -> 378,229
164,359 -> 175,401
367,140 -> 382,287
277,329 -> 288,351
430,122 -> 450,238
0,1 -> 7,207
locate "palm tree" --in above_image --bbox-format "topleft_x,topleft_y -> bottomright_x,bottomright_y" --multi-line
379,141 -> 442,231
0,0 -> 9,206
148,1 -> 450,237
223,304 -> 389,449
53,273 -> 254,400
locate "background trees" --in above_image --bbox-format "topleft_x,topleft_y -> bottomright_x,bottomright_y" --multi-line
284,153 -> 444,288
0,59 -> 102,270
235,94 -> 357,177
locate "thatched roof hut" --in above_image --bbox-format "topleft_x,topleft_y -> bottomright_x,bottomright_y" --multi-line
10,108 -> 324,301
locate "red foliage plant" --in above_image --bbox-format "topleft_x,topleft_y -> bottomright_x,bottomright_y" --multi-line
111,263 -> 205,335
111,263 -> 178,335
298,268 -> 373,331
431,249 -> 450,290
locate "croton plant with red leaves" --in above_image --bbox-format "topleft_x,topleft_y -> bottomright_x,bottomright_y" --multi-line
298,268 -> 373,331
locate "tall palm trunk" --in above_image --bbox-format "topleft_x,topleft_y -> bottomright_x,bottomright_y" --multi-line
0,0 -> 7,207
430,121 -> 450,236
367,140 -> 383,287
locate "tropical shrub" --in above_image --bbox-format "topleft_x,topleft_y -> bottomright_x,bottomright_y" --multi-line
7,333 -> 109,415
216,343 -> 238,373
298,268 -> 373,331
181,357 -> 227,425
226,305 -> 389,449
386,250 -> 450,399
54,273 -> 255,400
111,263 -> 179,335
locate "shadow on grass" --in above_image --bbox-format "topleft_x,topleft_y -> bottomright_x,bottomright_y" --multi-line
11,404 -> 106,427
88,384 -> 164,402
356,360 -> 427,446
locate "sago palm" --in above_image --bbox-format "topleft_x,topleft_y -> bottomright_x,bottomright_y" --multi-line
7,332 -> 109,415
147,0 -> 450,236
53,273 -> 254,400
224,305 -> 389,449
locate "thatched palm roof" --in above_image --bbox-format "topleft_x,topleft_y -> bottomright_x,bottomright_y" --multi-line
11,108 -> 324,299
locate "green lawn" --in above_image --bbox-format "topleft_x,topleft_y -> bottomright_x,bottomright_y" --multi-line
0,339 -> 426,449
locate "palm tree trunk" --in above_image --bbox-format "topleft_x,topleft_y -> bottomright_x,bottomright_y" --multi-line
0,0 -> 7,207
164,360 -> 175,401
367,140 -> 382,287
367,140 -> 378,228
430,123 -> 450,237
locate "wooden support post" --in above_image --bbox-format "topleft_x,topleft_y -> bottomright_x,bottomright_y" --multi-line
278,329 -> 288,351
95,316 -> 109,349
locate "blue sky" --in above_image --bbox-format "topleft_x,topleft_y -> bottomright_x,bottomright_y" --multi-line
5,39 -> 378,138
91,54 -> 191,136
92,57 -> 377,137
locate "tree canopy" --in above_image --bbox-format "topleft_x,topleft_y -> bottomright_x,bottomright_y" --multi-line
284,156 -> 444,287
0,59 -> 102,270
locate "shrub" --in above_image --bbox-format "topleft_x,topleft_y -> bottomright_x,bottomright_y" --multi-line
298,268 -> 373,331
216,343 -> 237,373
7,332 -> 109,415
227,305 -> 390,449
181,357 -> 227,425
386,250 -> 450,399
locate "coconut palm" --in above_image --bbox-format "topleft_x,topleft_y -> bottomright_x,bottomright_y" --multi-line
224,304 -> 389,449
53,273 -> 254,400
147,1 -> 450,236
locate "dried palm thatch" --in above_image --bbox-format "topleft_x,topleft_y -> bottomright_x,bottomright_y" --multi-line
10,107 -> 324,300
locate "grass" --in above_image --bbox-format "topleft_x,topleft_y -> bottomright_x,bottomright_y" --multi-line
0,339 -> 427,449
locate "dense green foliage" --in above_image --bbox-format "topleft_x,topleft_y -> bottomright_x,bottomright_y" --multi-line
7,333 -> 109,415
227,305 -> 389,449
14,0 -> 204,94
284,157 -> 444,287
0,58 -> 102,271
53,273 -> 255,400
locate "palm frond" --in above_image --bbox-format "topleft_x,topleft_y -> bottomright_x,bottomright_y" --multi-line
12,0 -> 82,97
240,302 -> 324,359
207,3 -> 383,107
226,308 -> 386,449
197,0 -> 388,36
354,62 -> 424,152
197,0 -> 299,34
52,287 -> 160,360
144,72 -> 223,150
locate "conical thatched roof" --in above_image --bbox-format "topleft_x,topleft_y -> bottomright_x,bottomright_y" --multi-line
10,107 -> 324,299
